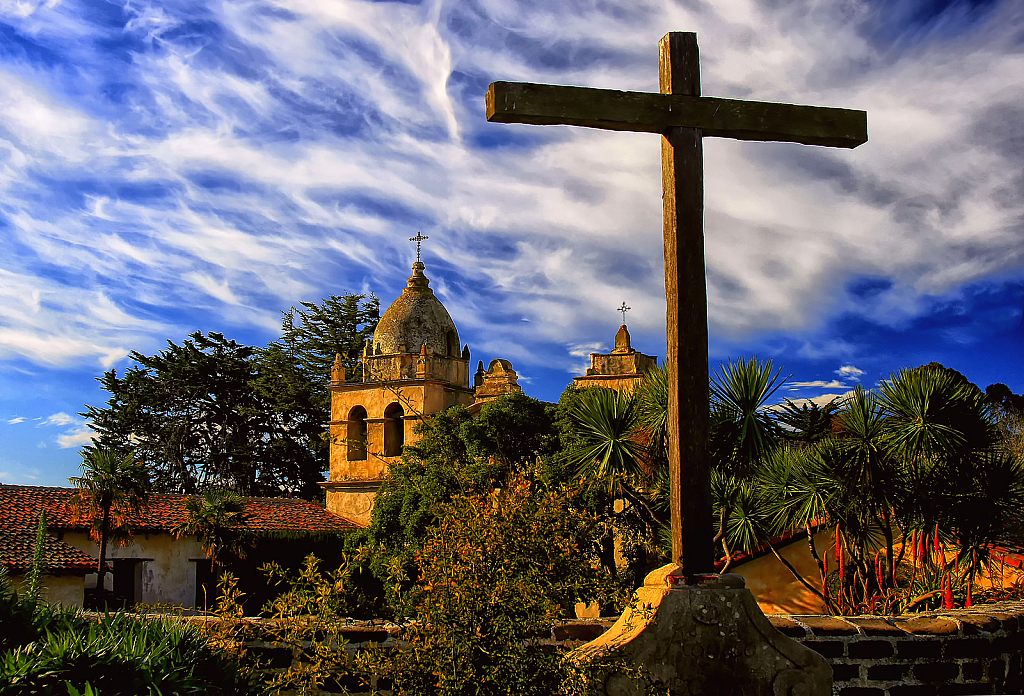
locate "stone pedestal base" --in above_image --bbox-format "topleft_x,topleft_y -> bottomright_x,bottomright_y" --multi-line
566,564 -> 831,696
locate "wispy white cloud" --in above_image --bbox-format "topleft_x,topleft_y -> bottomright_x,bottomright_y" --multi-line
0,0 -> 1018,369
836,365 -> 866,381
781,392 -> 854,409
788,379 -> 849,389
6,416 -> 25,424
0,0 -> 1022,487
40,412 -> 76,427
29,411 -> 94,448
566,341 -> 606,376
56,425 -> 93,449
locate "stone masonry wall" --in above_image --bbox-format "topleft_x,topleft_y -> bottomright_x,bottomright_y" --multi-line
549,603 -> 1024,696
766,602 -> 1024,696
201,601 -> 1024,695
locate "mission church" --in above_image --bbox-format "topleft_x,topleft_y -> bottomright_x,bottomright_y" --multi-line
321,241 -> 657,526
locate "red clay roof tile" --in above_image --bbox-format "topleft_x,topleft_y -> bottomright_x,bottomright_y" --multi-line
0,484 -> 357,572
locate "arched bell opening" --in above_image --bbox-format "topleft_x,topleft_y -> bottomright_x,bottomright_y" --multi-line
347,406 -> 368,461
383,402 -> 405,457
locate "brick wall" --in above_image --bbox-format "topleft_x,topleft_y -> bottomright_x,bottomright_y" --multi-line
765,602 -> 1024,696
197,601 -> 1024,695
547,604 -> 1024,695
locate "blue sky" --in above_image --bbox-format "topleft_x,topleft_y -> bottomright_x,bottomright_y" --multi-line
1,0 -> 1021,487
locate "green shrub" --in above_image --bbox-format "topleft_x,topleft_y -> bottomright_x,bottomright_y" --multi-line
361,477 -> 615,696
0,612 -> 257,696
0,568 -> 89,657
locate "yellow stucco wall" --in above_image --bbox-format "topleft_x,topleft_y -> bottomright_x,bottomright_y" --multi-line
732,531 -> 831,615
324,487 -> 378,527
733,531 -> 1024,615
325,378 -> 472,525
328,379 -> 474,481
11,574 -> 85,607
62,530 -> 207,608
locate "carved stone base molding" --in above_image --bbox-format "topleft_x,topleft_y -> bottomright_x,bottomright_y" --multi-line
567,564 -> 832,696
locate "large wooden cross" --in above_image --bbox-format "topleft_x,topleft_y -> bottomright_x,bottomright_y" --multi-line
487,32 -> 867,576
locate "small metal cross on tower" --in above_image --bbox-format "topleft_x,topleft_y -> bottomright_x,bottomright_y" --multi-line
409,231 -> 429,262
487,32 -> 866,576
617,301 -> 631,325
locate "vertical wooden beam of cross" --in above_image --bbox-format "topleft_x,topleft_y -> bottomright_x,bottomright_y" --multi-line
617,301 -> 631,324
410,231 -> 429,262
486,32 -> 866,575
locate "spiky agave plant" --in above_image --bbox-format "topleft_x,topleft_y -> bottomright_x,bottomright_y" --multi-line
710,357 -> 788,476
566,386 -> 645,490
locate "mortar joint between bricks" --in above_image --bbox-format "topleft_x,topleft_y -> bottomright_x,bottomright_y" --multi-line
781,616 -> 813,638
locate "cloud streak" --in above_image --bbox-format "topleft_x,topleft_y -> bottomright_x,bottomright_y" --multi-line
787,380 -> 850,390
0,0 -> 1022,485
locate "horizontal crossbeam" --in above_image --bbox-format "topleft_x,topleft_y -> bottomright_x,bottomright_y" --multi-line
486,81 -> 867,149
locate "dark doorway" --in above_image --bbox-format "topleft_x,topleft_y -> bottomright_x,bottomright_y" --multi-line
383,403 -> 405,457
347,406 -> 368,460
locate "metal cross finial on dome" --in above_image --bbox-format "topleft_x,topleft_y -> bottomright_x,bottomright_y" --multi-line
617,301 -> 631,324
409,231 -> 429,263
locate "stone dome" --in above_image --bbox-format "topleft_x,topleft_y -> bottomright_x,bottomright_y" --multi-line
373,262 -> 461,356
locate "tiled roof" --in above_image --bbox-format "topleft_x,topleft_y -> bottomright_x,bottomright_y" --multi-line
0,485 -> 357,572
0,484 -> 96,574
0,525 -> 97,575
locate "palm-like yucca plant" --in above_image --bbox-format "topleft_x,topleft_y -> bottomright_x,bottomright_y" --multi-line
948,450 -> 1024,563
760,445 -> 837,534
567,386 -> 645,488
710,357 -> 788,475
879,366 -> 1009,564
173,489 -> 251,566
635,364 -> 669,464
878,366 -> 990,465
775,397 -> 842,445
68,449 -> 152,603
834,386 -> 901,567
567,384 -> 669,579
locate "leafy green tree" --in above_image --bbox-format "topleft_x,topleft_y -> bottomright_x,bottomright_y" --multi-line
83,293 -> 378,498
985,383 -> 1024,463
68,449 -> 152,604
365,479 -> 609,696
360,393 -> 559,613
461,390 -> 559,468
984,382 -> 1024,417
84,332 -> 267,494
276,293 -> 380,400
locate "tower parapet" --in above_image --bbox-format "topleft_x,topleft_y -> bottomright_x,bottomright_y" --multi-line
573,324 -> 658,392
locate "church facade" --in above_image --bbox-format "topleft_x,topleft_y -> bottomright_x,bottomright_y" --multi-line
321,252 -> 656,526
321,260 -> 523,525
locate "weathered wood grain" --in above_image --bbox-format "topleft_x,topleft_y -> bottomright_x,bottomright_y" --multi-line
486,81 -> 867,148
660,32 -> 715,575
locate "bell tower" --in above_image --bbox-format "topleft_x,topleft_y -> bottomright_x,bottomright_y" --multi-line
321,256 -> 475,525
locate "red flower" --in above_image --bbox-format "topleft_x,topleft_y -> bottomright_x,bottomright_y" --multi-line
942,573 -> 954,609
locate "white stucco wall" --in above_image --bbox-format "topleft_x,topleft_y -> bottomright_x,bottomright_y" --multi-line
10,574 -> 85,608
62,530 -> 207,608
